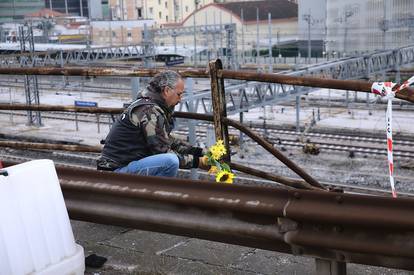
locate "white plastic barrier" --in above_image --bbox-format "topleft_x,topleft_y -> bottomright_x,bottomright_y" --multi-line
0,160 -> 85,275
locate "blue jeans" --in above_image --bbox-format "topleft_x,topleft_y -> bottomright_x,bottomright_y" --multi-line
115,153 -> 179,177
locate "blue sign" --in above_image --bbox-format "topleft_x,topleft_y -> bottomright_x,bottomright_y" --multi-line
165,57 -> 184,66
74,100 -> 98,107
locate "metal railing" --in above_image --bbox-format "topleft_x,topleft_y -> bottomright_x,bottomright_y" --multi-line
1,60 -> 414,274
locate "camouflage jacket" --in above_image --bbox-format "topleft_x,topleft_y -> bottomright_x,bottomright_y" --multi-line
99,92 -> 202,170
130,100 -> 202,169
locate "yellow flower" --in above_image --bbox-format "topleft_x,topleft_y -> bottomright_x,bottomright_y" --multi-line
215,170 -> 235,184
209,140 -> 227,160
208,166 -> 218,174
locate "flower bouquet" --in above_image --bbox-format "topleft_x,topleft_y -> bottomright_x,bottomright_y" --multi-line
204,140 -> 235,184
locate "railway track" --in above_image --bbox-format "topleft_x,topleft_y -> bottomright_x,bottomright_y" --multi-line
2,109 -> 414,159
1,147 -> 414,198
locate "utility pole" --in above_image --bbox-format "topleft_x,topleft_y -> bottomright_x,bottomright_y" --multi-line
268,12 -> 272,72
256,7 -> 259,64
343,10 -> 354,56
80,0 -> 83,16
193,0 -> 198,66
19,24 -> 42,127
379,0 -> 390,50
302,11 -> 311,64
241,8 -> 245,65
172,31 -> 177,54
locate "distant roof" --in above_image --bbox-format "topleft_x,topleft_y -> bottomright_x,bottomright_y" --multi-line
217,0 -> 297,22
25,8 -> 65,18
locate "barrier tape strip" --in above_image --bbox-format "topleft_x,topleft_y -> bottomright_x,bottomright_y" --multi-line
371,76 -> 414,198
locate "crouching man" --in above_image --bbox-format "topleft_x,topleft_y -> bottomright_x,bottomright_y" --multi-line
97,70 -> 208,177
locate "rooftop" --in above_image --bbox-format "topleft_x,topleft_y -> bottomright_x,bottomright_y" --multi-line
217,0 -> 297,22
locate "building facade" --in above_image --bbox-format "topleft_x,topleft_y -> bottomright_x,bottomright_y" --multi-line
107,0 -> 213,24
326,0 -> 414,55
158,0 -> 298,54
45,0 -> 89,17
90,19 -> 154,45
298,0 -> 326,57
0,0 -> 45,22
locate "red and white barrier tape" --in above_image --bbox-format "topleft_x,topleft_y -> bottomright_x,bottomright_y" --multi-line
371,76 -> 414,198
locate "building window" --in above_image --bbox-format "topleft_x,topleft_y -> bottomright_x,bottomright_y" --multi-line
166,15 -> 168,21
159,11 -> 162,18
185,6 -> 188,12
149,7 -> 153,15
127,32 -> 132,37
158,0 -> 160,4
165,1 -> 167,8
112,31 -> 116,38
137,7 -> 142,18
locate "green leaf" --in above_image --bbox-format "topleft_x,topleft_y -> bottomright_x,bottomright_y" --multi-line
221,163 -> 231,171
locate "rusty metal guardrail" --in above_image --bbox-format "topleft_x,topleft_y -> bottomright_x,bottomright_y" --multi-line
2,161 -> 414,271
0,110 -> 318,190
0,64 -> 413,103
2,60 -> 414,272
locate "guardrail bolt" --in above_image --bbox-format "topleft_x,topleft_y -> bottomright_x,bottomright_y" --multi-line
335,195 -> 343,204
337,253 -> 345,261
0,169 -> 8,177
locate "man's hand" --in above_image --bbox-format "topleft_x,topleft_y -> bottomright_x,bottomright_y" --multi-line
198,156 -> 210,170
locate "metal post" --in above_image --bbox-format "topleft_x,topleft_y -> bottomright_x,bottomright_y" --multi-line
346,90 -> 350,113
75,112 -> 79,131
302,11 -> 311,64
193,1 -> 197,67
241,8 -> 245,65
239,111 -> 244,154
213,11 -> 217,59
296,95 -> 300,133
9,87 -> 13,124
186,78 -> 198,179
209,59 -> 230,161
307,14 -> 311,64
173,31 -> 177,54
80,0 -> 83,16
256,7 -> 259,66
395,65 -> 401,83
315,258 -> 346,275
268,13 -> 272,73
20,24 -> 42,127
49,0 -> 53,11
96,114 -> 100,133
64,0 -> 68,14
220,11 -> 223,57
131,77 -> 140,100
382,0 -> 388,50
343,10 -> 354,56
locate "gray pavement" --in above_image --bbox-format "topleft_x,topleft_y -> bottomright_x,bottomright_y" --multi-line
72,220 -> 414,275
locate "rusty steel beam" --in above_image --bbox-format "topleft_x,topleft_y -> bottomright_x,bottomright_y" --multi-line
0,140 -> 102,153
0,141 -> 316,190
209,59 -> 231,161
230,162 -> 318,190
220,70 -> 414,104
0,67 -> 209,78
2,162 -> 413,271
0,105 -> 323,189
224,118 -> 325,190
0,103 -> 123,114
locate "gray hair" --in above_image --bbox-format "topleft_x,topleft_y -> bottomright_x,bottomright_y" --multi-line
147,70 -> 182,94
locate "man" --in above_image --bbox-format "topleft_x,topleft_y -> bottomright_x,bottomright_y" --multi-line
97,70 -> 207,177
